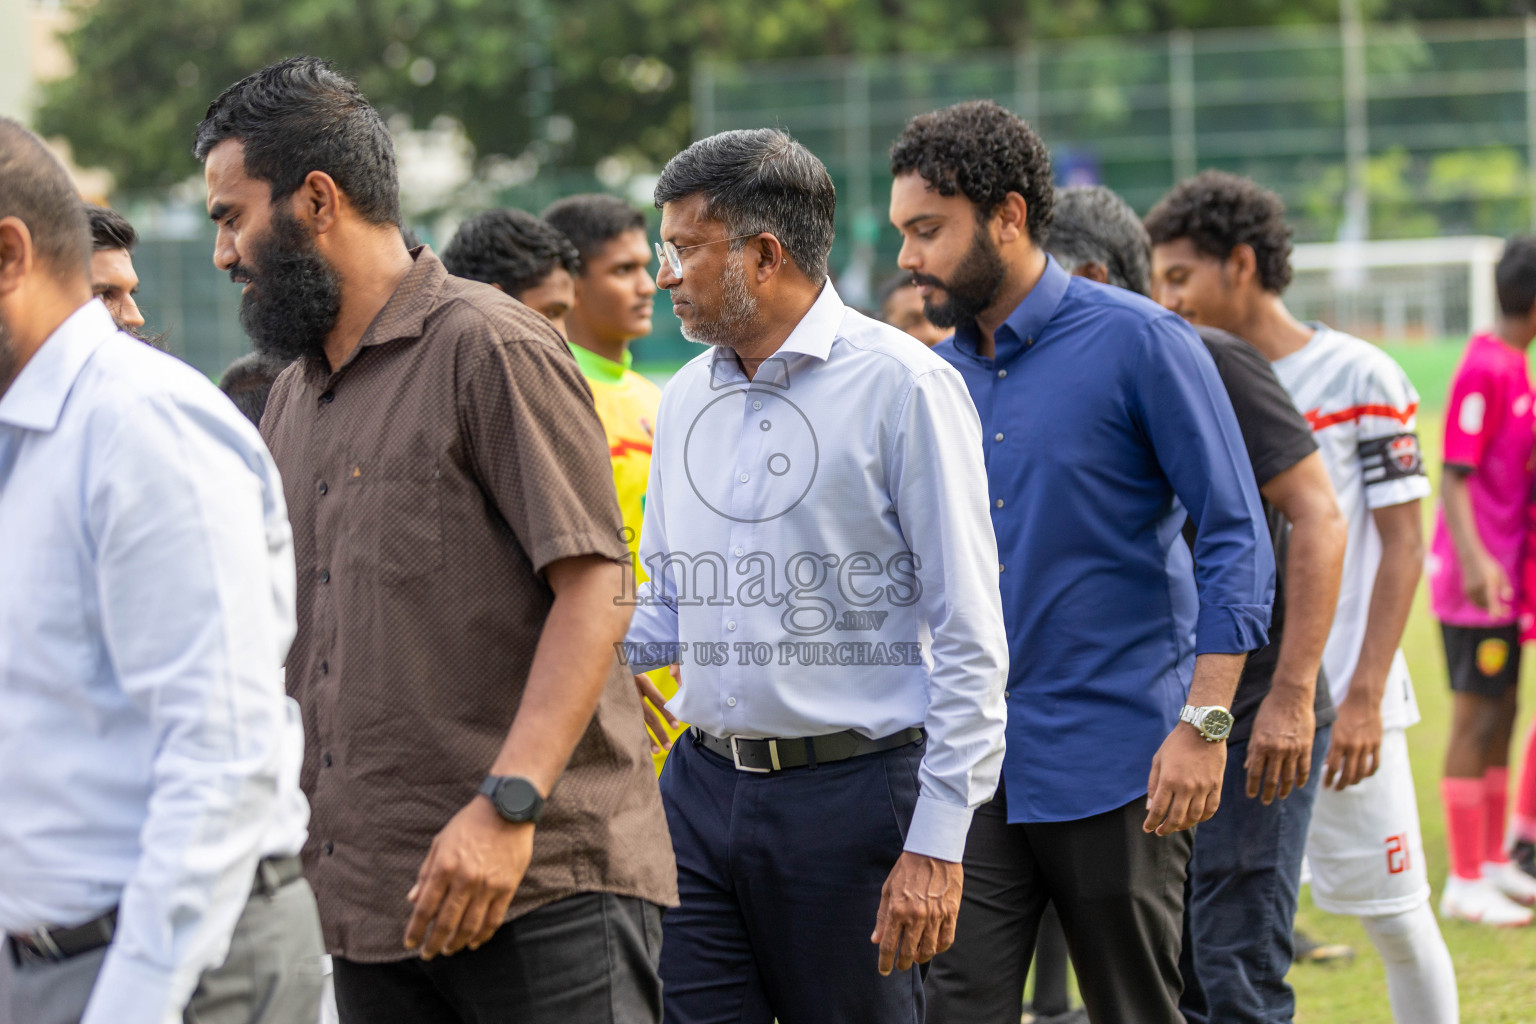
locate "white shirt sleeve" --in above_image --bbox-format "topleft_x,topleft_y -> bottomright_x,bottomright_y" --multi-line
1356,357 -> 1433,510
80,395 -> 295,1024
887,369 -> 1009,863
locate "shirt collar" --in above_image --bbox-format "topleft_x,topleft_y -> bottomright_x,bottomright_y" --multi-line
707,278 -> 842,388
359,245 -> 448,350
953,255 -> 1071,360
0,300 -> 116,432
569,342 -> 633,383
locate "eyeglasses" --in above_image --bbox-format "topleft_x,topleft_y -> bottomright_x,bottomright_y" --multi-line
654,233 -> 762,280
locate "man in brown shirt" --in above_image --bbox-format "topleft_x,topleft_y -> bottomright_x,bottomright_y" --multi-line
195,58 -> 675,1024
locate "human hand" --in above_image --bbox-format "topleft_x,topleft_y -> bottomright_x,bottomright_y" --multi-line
1464,550 -> 1513,619
1323,690 -> 1382,791
1144,723 -> 1226,835
404,796 -> 535,959
870,852 -> 964,975
634,669 -> 680,753
1245,685 -> 1315,804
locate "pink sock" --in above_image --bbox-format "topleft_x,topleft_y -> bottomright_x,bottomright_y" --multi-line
1484,766 -> 1510,863
1442,776 -> 1486,881
1517,718 -> 1536,842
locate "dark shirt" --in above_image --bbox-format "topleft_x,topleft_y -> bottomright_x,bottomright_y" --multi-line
935,257 -> 1274,824
1188,327 -> 1336,744
260,249 -> 677,961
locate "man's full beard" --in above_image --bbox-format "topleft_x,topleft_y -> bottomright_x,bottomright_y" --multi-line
679,258 -> 762,349
235,207 -> 343,363
913,225 -> 1008,331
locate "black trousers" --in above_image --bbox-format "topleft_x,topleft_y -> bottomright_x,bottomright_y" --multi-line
332,892 -> 664,1024
926,786 -> 1192,1024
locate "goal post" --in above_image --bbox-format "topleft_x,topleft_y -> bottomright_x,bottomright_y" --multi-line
1287,236 -> 1504,345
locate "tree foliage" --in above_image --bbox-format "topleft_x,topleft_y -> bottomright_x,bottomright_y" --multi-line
34,0 -> 1499,192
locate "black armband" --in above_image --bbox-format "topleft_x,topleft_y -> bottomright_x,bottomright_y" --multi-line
1359,432 -> 1425,483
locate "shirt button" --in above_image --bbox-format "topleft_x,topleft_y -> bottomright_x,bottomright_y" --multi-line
727,621 -> 737,630
1004,691 -> 1011,699
1026,337 -> 1034,347
320,660 -> 329,675
322,841 -> 335,855
997,369 -> 1007,379
752,400 -> 762,410
727,697 -> 737,707
994,433 -> 1004,442
995,498 -> 1005,508
322,752 -> 333,768
999,563 -> 1005,573
739,473 -> 749,483
320,391 -> 335,404
317,480 -> 328,495
734,547 -> 744,557
319,569 -> 331,584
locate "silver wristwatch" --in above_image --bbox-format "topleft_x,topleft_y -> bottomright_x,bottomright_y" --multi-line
1179,704 -> 1234,743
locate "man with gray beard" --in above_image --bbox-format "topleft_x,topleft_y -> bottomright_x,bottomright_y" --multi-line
625,128 -> 1009,1024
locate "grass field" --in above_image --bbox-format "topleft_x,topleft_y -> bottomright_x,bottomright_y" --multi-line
1285,342 -> 1536,1023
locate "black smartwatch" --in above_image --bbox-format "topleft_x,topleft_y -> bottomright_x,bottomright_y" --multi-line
478,775 -> 545,824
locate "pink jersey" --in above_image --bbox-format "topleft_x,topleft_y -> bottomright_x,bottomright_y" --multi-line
1430,333 -> 1536,627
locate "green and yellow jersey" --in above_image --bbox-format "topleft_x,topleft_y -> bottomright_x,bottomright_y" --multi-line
570,343 -> 683,773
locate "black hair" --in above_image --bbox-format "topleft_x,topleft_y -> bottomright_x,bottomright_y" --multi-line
85,203 -> 137,253
194,57 -> 400,225
654,128 -> 836,282
442,209 -> 581,297
0,118 -> 90,275
541,194 -> 647,266
1045,186 -> 1152,297
1144,170 -> 1294,294
888,100 -> 1054,243
879,271 -> 917,305
218,352 -> 290,426
1497,236 -> 1536,316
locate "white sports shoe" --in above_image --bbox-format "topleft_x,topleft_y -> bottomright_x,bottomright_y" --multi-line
1484,860 -> 1536,907
1440,876 -> 1534,926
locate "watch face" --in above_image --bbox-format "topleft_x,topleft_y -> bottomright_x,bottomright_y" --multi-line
1201,708 -> 1234,740
493,778 -> 540,819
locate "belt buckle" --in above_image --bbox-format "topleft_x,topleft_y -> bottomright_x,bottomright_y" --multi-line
21,926 -> 63,964
730,735 -> 779,773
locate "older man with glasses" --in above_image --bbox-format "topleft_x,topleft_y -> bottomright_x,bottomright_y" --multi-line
626,128 -> 1009,1024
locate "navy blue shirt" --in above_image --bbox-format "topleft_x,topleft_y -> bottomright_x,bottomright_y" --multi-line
937,257 -> 1274,823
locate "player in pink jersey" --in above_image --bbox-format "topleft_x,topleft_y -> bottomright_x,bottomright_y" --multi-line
1431,236 -> 1536,923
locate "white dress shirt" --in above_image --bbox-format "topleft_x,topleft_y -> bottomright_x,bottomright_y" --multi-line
0,301 -> 307,1024
626,281 -> 1008,862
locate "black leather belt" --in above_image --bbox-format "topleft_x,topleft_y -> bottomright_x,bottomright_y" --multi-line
693,726 -> 924,773
7,854 -> 304,967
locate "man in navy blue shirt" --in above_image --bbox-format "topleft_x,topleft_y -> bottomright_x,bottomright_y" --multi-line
889,100 -> 1274,1024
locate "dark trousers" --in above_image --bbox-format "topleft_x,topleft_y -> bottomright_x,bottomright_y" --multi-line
925,786 -> 1192,1024
1179,727 -> 1330,1024
658,729 -> 924,1024
332,892 -> 663,1024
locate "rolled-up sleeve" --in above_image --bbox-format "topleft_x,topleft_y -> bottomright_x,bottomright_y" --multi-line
888,368 -> 1009,863
1135,318 -> 1275,655
82,396 -> 295,1024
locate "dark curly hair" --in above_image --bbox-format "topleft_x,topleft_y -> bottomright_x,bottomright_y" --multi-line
889,100 -> 1054,243
441,209 -> 581,297
1144,170 -> 1294,294
194,57 -> 400,226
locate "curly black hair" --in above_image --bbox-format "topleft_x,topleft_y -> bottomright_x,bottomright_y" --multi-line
441,209 -> 581,297
889,99 -> 1054,243
1144,170 -> 1294,294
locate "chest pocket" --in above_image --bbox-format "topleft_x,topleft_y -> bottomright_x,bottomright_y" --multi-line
349,454 -> 444,585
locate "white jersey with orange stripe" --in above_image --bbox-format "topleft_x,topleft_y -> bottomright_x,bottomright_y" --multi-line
1271,325 -> 1430,730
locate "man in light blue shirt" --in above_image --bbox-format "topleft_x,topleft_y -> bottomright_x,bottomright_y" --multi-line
0,118 -> 322,1024
626,128 -> 1008,1024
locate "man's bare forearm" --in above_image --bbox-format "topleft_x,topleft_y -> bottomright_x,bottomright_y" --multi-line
1439,469 -> 1486,569
1351,501 -> 1423,706
489,555 -> 634,795
1187,651 -> 1246,710
1268,492 -> 1346,701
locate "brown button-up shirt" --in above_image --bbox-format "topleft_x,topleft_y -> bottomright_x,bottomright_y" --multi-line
260,249 -> 676,962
